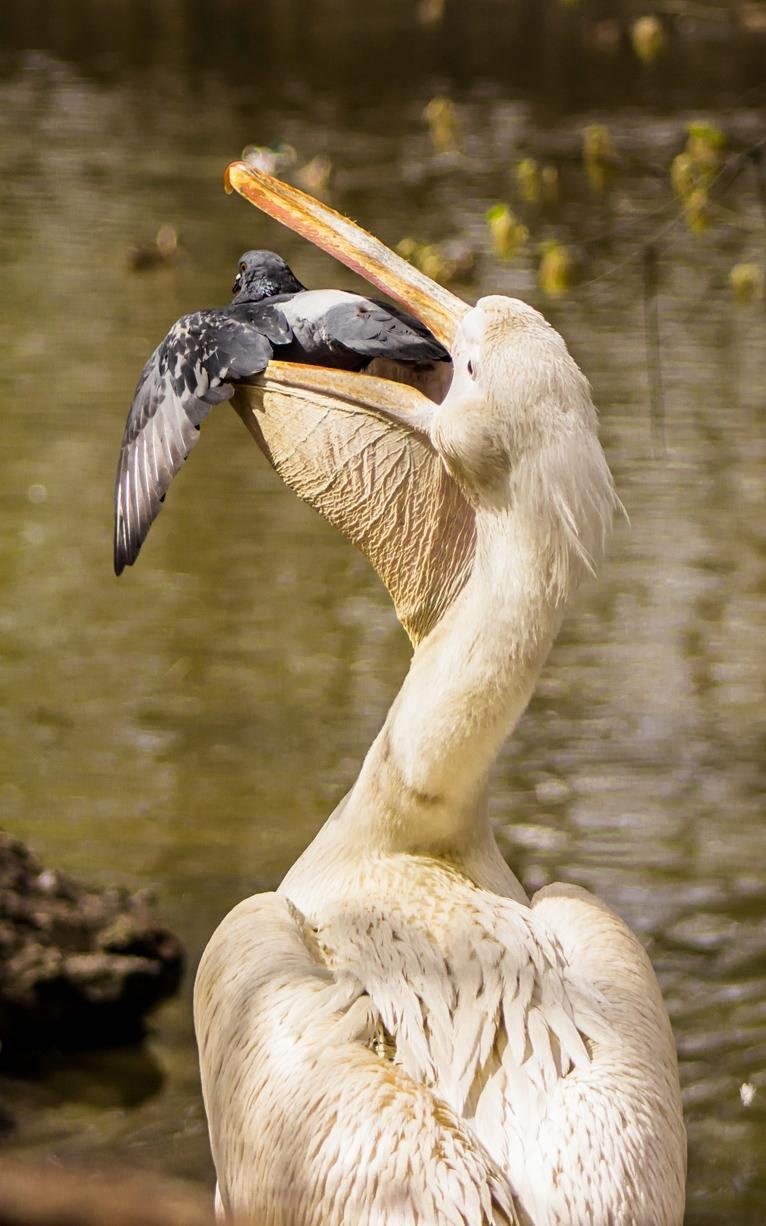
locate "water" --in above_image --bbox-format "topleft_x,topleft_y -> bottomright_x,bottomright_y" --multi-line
0,2 -> 765,1220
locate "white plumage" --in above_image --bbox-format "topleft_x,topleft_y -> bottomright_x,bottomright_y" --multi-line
193,173 -> 686,1226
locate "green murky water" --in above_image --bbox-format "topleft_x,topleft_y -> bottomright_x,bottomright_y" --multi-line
0,2 -> 764,1220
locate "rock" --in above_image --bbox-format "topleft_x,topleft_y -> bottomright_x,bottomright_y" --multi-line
0,834 -> 184,1064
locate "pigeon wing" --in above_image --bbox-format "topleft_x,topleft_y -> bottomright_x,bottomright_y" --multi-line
114,310 -> 280,574
322,299 -> 450,365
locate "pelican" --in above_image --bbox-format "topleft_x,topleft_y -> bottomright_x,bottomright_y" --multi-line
191,165 -> 686,1224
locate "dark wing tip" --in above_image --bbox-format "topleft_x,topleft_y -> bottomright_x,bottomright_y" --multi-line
113,510 -> 135,575
113,459 -> 142,575
112,310 -> 274,577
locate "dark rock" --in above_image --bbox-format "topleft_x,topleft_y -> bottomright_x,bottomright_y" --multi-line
0,834 -> 184,1066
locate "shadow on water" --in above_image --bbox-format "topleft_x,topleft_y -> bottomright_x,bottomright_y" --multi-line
2,1045 -> 165,1112
0,1 -> 765,1221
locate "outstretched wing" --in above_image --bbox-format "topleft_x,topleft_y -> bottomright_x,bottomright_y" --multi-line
195,892 -> 520,1225
114,308 -> 288,575
234,364 -> 476,644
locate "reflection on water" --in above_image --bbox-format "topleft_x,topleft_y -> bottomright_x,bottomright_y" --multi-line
0,3 -> 764,1221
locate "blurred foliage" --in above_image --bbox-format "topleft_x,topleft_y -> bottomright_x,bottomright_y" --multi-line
515,159 -> 560,206
395,236 -> 476,284
417,0 -> 446,25
582,124 -> 618,194
729,261 -> 764,302
671,121 -> 727,232
295,155 -> 334,196
485,204 -> 530,260
245,61 -> 763,312
630,15 -> 668,63
408,94 -> 765,306
242,142 -> 298,175
423,96 -> 462,154
538,240 -> 576,297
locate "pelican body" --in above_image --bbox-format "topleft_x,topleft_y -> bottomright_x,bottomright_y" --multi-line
188,168 -> 687,1225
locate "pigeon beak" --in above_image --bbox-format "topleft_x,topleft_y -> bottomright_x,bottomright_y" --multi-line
232,271 -> 242,294
224,161 -> 469,351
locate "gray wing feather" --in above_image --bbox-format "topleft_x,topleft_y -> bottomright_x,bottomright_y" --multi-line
114,310 -> 279,574
322,300 -> 450,365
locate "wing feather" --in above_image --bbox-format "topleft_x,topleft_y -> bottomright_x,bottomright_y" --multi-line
322,298 -> 450,365
113,311 -> 276,574
195,892 -> 521,1225
307,858 -> 618,1221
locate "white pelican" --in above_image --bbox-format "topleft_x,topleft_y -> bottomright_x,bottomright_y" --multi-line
193,166 -> 686,1225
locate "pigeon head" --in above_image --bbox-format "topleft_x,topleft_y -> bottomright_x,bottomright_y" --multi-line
231,250 -> 305,302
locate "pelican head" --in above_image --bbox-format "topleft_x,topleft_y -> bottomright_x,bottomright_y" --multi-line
433,297 -> 591,489
430,295 -> 618,596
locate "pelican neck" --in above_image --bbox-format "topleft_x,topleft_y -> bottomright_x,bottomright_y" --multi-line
336,500 -> 571,858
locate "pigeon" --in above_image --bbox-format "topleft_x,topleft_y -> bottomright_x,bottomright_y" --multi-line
114,250 -> 449,574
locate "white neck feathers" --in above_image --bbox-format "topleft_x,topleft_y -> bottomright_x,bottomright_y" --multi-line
344,435 -> 618,854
